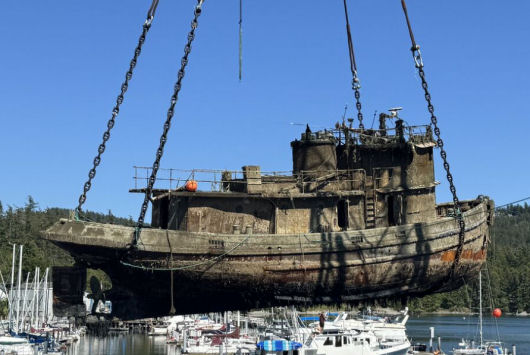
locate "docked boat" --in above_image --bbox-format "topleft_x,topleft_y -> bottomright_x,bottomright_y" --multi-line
0,335 -> 35,355
256,339 -> 316,355
182,325 -> 258,355
254,308 -> 410,355
312,308 -> 411,355
312,328 -> 410,355
452,272 -> 514,355
148,322 -> 170,336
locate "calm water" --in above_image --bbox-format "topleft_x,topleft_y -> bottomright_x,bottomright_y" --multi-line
66,315 -> 530,355
66,333 -> 179,355
407,315 -> 530,354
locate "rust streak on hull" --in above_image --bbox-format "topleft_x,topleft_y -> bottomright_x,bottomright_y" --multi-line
43,197 -> 493,319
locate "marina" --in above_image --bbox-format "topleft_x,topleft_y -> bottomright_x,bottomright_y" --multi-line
78,315 -> 530,355
3,313 -> 527,355
0,243 -> 521,354
1,0 -> 530,354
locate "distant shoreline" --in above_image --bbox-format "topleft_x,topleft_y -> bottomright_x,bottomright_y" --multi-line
412,310 -> 530,317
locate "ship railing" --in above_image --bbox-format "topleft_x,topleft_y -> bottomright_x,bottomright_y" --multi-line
406,125 -> 434,145
132,167 -> 366,193
132,167 -> 293,192
331,124 -> 433,145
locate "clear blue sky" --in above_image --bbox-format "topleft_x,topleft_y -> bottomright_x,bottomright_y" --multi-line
1,0 -> 528,219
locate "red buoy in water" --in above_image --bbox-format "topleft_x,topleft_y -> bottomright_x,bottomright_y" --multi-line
493,308 -> 502,318
185,180 -> 198,192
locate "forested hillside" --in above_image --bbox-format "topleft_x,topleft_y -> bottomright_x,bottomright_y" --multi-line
1,197 -> 529,315
409,203 -> 530,314
0,197 -> 134,277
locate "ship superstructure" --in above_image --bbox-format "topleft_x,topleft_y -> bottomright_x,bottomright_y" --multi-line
43,116 -> 493,319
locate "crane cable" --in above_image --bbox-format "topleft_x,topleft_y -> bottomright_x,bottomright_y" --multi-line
342,0 -> 364,131
75,0 -> 160,217
134,0 -> 205,246
400,0 -> 466,279
495,196 -> 530,210
239,0 -> 243,81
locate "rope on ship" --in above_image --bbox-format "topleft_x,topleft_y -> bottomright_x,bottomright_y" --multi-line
118,201 -> 491,274
119,233 -> 253,272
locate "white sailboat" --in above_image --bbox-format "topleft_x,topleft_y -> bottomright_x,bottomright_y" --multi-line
452,271 -> 510,355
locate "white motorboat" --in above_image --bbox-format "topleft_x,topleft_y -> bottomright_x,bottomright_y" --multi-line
148,323 -> 169,336
256,308 -> 410,355
306,308 -> 411,355
312,328 -> 410,355
0,335 -> 35,355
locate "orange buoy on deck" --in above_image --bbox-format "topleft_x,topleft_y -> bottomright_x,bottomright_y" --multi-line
185,180 -> 198,192
493,308 -> 502,318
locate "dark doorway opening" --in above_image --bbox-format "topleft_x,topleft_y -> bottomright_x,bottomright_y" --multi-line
159,197 -> 169,229
387,195 -> 395,226
337,200 -> 349,230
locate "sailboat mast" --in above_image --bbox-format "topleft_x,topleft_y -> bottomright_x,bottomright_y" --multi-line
479,270 -> 483,346
16,245 -> 23,334
31,269 -> 37,328
21,272 -> 30,332
43,268 -> 49,325
9,244 -> 16,332
35,267 -> 40,328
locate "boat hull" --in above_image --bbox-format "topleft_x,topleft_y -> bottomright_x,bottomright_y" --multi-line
42,197 -> 493,320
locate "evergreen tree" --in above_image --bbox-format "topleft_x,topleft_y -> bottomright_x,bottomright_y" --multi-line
0,199 -> 529,314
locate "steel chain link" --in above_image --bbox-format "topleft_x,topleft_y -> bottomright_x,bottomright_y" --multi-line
415,54 -> 466,275
401,0 -> 466,277
343,0 -> 364,131
135,0 -> 205,245
353,77 -> 364,130
75,3 -> 159,216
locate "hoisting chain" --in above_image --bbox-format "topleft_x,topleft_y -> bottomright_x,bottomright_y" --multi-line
343,0 -> 364,131
75,0 -> 160,217
134,0 -> 205,245
400,0 -> 466,276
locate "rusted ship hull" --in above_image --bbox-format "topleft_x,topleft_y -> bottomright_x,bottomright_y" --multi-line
43,197 -> 493,320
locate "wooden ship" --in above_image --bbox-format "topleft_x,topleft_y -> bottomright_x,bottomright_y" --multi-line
43,113 -> 494,320
41,0 -> 494,320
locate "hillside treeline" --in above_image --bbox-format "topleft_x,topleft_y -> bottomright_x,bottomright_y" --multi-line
409,203 -> 530,314
0,197 -> 529,315
0,197 -> 134,316
0,197 -> 135,277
